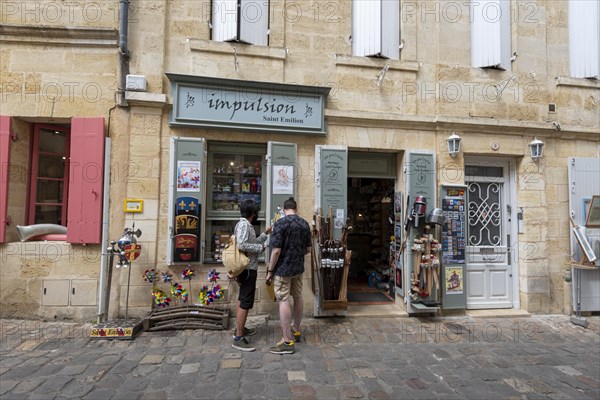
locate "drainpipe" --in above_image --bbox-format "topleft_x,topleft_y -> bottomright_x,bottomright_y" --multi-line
97,137 -> 112,322
118,0 -> 130,106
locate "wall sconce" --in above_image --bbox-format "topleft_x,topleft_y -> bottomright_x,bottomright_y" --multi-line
529,137 -> 544,161
447,132 -> 461,158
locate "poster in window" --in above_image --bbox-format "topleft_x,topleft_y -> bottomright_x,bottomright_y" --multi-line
273,165 -> 293,194
395,267 -> 403,293
177,161 -> 201,192
445,267 -> 463,295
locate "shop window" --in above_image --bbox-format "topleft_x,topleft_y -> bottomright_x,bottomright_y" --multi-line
28,125 -> 70,226
205,143 -> 266,262
569,0 -> 599,79
211,0 -> 269,46
470,0 -> 511,70
352,0 -> 400,60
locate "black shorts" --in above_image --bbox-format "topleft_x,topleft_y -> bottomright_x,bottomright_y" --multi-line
237,269 -> 257,310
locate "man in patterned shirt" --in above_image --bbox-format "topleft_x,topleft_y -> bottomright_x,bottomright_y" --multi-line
231,199 -> 271,352
266,197 -> 311,354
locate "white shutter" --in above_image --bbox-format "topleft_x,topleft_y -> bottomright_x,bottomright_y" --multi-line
239,0 -> 269,46
212,0 -> 238,42
471,0 -> 511,70
352,0 -> 381,57
569,0 -> 600,78
381,0 -> 400,60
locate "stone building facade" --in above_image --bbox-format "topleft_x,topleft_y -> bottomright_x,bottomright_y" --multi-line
1,1 -> 598,322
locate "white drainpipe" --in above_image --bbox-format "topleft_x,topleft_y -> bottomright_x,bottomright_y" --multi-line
97,137 -> 111,322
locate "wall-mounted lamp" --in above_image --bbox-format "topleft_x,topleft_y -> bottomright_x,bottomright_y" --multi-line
529,137 -> 544,161
447,132 -> 461,158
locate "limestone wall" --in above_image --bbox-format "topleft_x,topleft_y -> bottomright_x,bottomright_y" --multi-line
1,0 -> 598,320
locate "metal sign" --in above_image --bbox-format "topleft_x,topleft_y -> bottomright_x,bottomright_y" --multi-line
167,74 -> 330,135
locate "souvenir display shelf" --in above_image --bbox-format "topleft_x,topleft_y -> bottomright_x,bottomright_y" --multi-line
208,153 -> 264,214
204,219 -> 264,263
205,150 -> 266,263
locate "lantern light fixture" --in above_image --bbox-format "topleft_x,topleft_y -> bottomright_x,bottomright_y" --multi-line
447,132 -> 461,158
529,137 -> 544,161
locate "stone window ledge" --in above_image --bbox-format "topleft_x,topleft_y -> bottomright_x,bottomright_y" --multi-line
0,24 -> 117,47
334,54 -> 419,72
556,76 -> 600,89
189,39 -> 287,61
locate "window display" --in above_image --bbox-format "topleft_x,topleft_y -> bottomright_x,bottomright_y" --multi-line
210,153 -> 263,212
205,144 -> 266,262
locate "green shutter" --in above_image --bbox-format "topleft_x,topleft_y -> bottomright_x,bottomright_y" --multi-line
169,138 -> 205,264
267,142 -> 297,224
316,145 -> 348,240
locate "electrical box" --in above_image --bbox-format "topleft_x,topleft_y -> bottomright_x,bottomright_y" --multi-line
70,279 -> 98,306
41,279 -> 70,306
126,75 -> 147,92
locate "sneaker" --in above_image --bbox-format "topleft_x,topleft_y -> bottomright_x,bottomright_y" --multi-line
232,337 -> 256,352
269,338 -> 294,355
290,326 -> 302,342
243,327 -> 257,337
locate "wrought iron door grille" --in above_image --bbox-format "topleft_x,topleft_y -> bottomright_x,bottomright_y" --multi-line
468,182 -> 502,246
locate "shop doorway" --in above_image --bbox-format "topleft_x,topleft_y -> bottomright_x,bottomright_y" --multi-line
464,157 -> 516,309
346,177 -> 396,304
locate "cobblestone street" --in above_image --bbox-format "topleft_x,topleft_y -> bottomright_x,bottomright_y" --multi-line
1,315 -> 599,399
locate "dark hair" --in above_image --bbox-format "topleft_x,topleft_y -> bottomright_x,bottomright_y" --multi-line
240,199 -> 259,219
283,197 -> 297,210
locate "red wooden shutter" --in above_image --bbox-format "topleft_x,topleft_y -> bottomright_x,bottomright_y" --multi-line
0,116 -> 11,243
67,117 -> 105,244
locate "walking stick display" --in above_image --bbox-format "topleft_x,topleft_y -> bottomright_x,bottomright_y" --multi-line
313,208 -> 351,303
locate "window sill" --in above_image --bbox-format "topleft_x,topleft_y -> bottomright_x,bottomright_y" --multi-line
189,39 -> 288,61
556,76 -> 600,89
28,234 -> 67,242
334,54 -> 419,72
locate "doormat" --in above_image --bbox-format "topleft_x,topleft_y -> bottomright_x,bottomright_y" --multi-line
347,292 -> 393,303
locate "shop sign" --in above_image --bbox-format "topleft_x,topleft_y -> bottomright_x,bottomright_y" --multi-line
167,74 -> 330,135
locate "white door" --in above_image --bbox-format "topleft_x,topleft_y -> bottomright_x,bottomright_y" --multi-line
465,158 -> 514,309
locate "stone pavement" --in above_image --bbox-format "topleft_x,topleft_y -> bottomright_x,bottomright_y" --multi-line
0,314 -> 599,399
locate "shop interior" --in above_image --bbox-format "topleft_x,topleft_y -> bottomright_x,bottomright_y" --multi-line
346,177 -> 396,304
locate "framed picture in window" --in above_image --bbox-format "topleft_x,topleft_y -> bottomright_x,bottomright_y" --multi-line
585,195 -> 600,227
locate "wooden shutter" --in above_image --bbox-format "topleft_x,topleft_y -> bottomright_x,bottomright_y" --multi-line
212,0 -> 238,42
239,0 -> 269,46
352,0 -> 381,57
381,0 -> 400,60
0,116 -> 11,243
353,0 -> 400,60
471,0 -> 511,70
569,0 -> 600,78
67,117 -> 105,244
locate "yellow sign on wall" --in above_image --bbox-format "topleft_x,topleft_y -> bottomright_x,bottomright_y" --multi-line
124,198 -> 144,213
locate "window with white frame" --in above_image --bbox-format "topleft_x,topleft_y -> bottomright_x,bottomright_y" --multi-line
569,0 -> 599,79
211,0 -> 269,46
352,0 -> 400,60
470,0 -> 511,70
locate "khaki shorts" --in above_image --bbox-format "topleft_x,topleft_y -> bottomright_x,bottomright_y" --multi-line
274,274 -> 303,302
